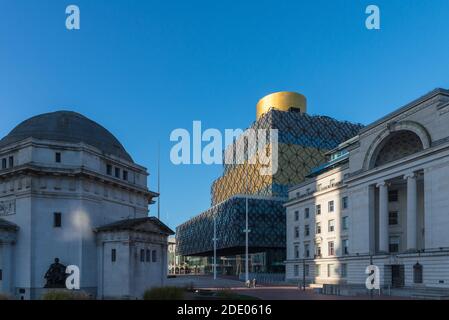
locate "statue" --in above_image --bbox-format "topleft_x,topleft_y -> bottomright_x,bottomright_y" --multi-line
44,258 -> 67,288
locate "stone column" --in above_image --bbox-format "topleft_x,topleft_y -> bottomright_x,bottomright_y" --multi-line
377,182 -> 389,253
405,173 -> 417,251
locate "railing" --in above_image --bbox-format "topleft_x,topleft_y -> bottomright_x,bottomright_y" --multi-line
238,273 -> 285,284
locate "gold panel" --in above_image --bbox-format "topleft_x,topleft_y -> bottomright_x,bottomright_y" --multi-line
256,92 -> 307,120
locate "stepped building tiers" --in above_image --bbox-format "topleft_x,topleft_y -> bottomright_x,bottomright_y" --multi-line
285,88 -> 449,290
0,111 -> 174,299
176,92 -> 363,275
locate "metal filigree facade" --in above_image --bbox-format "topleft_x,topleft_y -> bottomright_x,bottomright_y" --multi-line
176,109 -> 363,257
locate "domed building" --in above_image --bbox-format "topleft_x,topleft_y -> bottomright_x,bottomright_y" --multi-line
0,111 -> 173,299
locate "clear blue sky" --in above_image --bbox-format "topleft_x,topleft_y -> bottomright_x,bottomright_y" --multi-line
1,0 -> 449,229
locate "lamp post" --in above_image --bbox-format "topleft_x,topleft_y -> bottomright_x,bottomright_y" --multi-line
213,215 -> 218,280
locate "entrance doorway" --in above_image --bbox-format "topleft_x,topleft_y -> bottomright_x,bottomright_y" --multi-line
391,265 -> 405,288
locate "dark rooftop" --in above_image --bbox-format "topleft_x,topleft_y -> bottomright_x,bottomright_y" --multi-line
0,111 -> 133,163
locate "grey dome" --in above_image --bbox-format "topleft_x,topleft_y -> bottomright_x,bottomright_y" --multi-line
0,111 -> 133,162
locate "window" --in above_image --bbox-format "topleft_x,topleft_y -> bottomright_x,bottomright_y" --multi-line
304,225 -> 310,237
315,264 -> 321,277
294,211 -> 299,221
111,249 -> 116,262
294,265 -> 299,277
317,184 -> 322,191
304,244 -> 310,258
55,152 -> 61,163
316,222 -> 321,234
115,167 -> 120,178
328,220 -> 335,232
140,249 -> 145,262
342,239 -> 349,255
328,241 -> 335,256
342,216 -> 349,231
304,208 -> 310,219
341,263 -> 347,278
146,249 -> 151,262
123,170 -> 128,181
342,196 -> 348,210
294,245 -> 300,259
316,204 -> 321,215
388,190 -> 398,202
152,250 -> 157,262
8,156 -> 13,168
328,201 -> 334,213
106,164 -> 112,175
53,212 -> 62,228
294,226 -> 300,238
327,264 -> 333,277
389,236 -> 400,253
315,245 -> 322,258
1,158 -> 6,169
305,264 -> 310,276
329,179 -> 335,187
389,211 -> 399,225
0,269 -> 2,281
413,263 -> 423,284
296,192 -> 300,198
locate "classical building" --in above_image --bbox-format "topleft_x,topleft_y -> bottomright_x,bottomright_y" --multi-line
0,111 -> 174,299
285,88 -> 449,290
176,92 -> 362,275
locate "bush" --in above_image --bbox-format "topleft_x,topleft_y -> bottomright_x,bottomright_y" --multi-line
42,290 -> 91,300
143,287 -> 185,300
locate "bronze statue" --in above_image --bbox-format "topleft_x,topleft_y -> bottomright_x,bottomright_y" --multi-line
44,258 -> 67,288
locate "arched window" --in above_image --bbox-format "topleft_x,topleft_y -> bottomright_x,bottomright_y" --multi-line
374,130 -> 423,167
413,262 -> 423,284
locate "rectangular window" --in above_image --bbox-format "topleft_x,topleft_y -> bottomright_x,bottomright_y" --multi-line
389,236 -> 400,253
55,152 -> 61,163
342,196 -> 348,210
123,170 -> 128,181
315,264 -> 321,277
53,212 -> 62,228
140,249 -> 145,262
1,158 -> 6,169
294,226 -> 300,238
146,249 -> 151,262
294,265 -> 299,277
304,244 -> 310,258
316,204 -> 321,215
342,239 -> 349,255
388,190 -> 398,202
329,179 -> 335,187
327,264 -> 333,277
304,225 -> 310,237
328,220 -> 335,232
328,241 -> 335,256
115,167 -> 120,178
152,250 -> 157,262
389,211 -> 399,225
111,249 -> 116,262
8,156 -> 13,168
0,269 -> 2,281
342,216 -> 349,231
341,263 -> 347,278
304,208 -> 310,219
294,211 -> 299,221
294,245 -> 300,259
106,164 -> 112,175
316,222 -> 321,234
304,264 -> 309,277
315,246 -> 322,258
328,201 -> 334,213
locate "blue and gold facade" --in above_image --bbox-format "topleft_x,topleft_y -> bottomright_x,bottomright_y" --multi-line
176,92 -> 363,273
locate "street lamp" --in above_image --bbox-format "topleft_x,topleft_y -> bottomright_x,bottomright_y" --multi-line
213,215 -> 218,280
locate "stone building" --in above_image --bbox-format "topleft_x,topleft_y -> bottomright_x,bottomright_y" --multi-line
0,111 -> 173,299
285,88 -> 449,291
